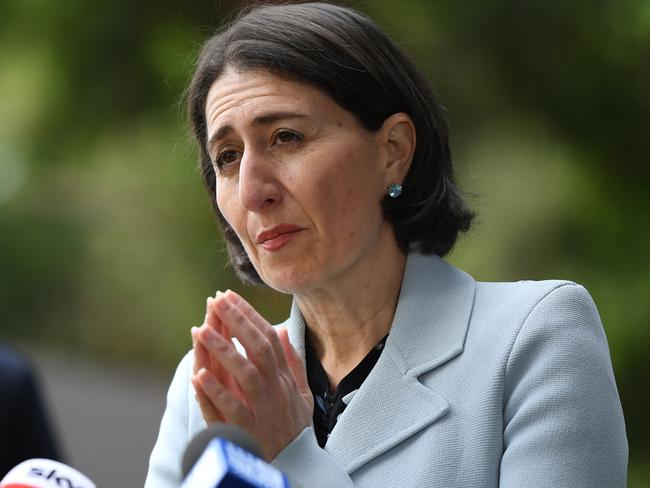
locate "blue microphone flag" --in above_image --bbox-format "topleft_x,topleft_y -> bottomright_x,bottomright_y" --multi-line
182,437 -> 290,488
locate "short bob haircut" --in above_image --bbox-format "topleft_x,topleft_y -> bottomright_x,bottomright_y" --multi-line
187,1 -> 474,285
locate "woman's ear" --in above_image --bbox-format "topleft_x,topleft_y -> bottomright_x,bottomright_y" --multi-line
377,112 -> 416,187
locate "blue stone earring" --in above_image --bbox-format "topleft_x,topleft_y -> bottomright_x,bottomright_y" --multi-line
387,183 -> 403,198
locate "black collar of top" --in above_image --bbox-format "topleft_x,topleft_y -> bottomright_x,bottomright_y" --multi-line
305,332 -> 389,448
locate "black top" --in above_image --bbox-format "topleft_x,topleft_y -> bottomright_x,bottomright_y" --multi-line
306,333 -> 389,448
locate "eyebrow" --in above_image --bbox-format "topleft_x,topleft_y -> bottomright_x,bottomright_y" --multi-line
207,111 -> 310,148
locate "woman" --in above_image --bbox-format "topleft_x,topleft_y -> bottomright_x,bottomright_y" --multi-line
146,3 -> 627,487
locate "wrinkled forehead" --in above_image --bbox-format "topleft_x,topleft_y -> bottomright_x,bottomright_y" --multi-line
205,69 -> 280,130
204,68 -> 333,142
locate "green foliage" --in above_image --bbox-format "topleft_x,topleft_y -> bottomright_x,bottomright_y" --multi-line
1,0 -> 647,481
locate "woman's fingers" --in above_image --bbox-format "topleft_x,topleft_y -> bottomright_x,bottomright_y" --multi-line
191,375 -> 224,423
277,327 -> 311,401
194,297 -> 247,405
196,324 -> 267,408
192,291 -> 313,461
196,296 -> 223,377
207,294 -> 232,339
193,368 -> 253,426
194,311 -> 231,391
213,291 -> 289,378
192,326 -> 211,374
230,292 -> 289,370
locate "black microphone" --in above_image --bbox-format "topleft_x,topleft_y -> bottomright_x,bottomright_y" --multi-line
181,424 -> 292,488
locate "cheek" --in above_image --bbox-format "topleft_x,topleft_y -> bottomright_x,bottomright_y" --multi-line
310,164 -> 382,240
216,183 -> 244,235
215,184 -> 228,221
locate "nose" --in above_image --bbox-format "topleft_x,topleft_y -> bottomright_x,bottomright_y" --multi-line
238,148 -> 282,211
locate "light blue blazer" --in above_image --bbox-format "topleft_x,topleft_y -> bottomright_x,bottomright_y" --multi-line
145,253 -> 627,487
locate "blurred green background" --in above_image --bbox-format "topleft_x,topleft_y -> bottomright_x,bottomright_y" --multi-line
1,0 -> 648,484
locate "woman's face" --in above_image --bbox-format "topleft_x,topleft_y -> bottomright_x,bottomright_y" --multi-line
204,68 -> 401,293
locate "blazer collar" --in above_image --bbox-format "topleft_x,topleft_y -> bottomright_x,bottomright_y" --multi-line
386,252 -> 475,377
282,252 -> 476,474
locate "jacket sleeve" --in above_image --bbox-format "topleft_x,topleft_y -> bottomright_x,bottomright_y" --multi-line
272,426 -> 356,488
145,351 -> 194,488
500,283 -> 628,487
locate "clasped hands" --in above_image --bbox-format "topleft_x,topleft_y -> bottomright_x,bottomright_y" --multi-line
191,290 -> 313,461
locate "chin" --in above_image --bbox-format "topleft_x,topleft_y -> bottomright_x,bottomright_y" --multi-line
261,274 -> 309,295
257,264 -> 320,295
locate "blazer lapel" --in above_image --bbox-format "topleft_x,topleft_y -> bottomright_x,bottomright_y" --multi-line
325,345 -> 450,474
282,253 -> 476,475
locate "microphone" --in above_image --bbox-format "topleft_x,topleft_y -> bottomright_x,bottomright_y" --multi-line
0,458 -> 96,488
181,424 -> 291,488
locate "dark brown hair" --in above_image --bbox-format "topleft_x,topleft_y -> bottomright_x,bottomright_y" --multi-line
187,2 -> 474,284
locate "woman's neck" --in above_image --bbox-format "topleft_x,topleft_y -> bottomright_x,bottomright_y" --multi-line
295,236 -> 407,389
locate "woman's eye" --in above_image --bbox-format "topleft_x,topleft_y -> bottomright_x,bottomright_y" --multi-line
215,149 -> 241,168
275,130 -> 302,144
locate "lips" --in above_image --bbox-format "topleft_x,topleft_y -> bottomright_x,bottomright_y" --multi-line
256,224 -> 303,251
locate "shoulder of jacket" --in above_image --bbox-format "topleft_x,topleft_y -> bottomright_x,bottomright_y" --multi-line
474,279 -> 586,310
467,279 -> 594,340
